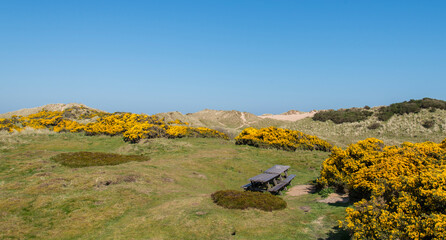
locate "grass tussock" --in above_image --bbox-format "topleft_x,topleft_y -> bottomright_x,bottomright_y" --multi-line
51,151 -> 148,167
211,190 -> 287,211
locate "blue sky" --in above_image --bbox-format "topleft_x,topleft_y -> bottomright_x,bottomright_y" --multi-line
1,1 -> 445,115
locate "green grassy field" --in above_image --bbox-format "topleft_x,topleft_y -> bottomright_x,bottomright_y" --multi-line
0,130 -> 350,239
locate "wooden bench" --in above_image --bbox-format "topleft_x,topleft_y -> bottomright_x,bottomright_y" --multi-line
268,174 -> 296,195
241,182 -> 252,190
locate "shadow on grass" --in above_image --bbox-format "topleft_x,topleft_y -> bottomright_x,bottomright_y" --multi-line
327,201 -> 352,208
318,226 -> 351,240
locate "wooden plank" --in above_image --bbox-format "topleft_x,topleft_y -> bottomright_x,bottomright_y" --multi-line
249,173 -> 279,183
264,165 -> 290,175
268,174 -> 296,193
241,183 -> 252,190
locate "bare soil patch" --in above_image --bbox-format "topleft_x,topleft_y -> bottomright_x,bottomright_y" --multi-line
287,185 -> 316,196
317,193 -> 349,204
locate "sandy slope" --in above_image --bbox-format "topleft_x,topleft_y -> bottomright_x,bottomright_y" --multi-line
259,110 -> 317,121
0,103 -> 105,118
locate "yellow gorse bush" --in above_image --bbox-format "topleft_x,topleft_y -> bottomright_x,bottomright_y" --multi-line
0,118 -> 21,132
0,108 -> 229,143
168,119 -> 189,125
166,126 -> 229,140
319,138 -> 446,239
235,126 -> 332,152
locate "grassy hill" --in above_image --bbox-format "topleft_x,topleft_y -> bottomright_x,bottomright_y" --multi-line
3,99 -> 445,147
1,99 -> 445,239
155,99 -> 446,147
0,131 -> 347,239
284,108 -> 446,147
0,103 -> 106,119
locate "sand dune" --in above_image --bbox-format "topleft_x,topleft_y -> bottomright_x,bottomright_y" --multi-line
259,110 -> 317,121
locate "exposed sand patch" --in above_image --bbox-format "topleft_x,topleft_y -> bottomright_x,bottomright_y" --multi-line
259,110 -> 317,121
312,216 -> 325,226
317,193 -> 349,204
287,184 -> 316,196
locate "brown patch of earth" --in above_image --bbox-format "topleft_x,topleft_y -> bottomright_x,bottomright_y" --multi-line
191,172 -> 207,179
195,211 -> 207,216
299,206 -> 311,212
287,185 -> 316,196
317,193 -> 349,204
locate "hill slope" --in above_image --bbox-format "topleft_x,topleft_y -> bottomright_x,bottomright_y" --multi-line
2,99 -> 446,147
0,103 -> 105,119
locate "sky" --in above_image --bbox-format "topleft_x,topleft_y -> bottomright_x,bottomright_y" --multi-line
1,1 -> 445,115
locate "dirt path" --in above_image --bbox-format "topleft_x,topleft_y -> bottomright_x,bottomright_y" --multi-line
287,185 -> 350,204
317,193 -> 349,204
240,112 -> 247,125
237,112 -> 252,129
287,185 -> 315,196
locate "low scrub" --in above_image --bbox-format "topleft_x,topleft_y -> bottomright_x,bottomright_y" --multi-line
51,151 -> 148,167
422,119 -> 435,129
313,108 -> 373,124
211,190 -> 286,211
377,98 -> 446,121
367,122 -> 382,130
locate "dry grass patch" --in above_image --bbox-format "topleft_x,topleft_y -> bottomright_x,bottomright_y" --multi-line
211,190 -> 287,211
51,152 -> 148,168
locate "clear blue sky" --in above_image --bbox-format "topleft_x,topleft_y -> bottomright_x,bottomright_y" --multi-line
1,1 -> 445,115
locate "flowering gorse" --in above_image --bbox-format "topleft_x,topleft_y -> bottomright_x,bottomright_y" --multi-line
0,108 -> 228,143
319,138 -> 446,239
235,126 -> 332,152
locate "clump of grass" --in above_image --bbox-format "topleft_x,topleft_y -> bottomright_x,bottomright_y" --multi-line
211,190 -> 287,211
422,120 -> 435,129
318,187 -> 335,198
51,151 -> 148,167
367,122 -> 382,130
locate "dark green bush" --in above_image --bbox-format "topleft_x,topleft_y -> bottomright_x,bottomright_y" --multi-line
211,190 -> 287,211
422,120 -> 435,129
51,152 -> 148,168
377,98 -> 446,121
313,109 -> 373,124
367,122 -> 382,130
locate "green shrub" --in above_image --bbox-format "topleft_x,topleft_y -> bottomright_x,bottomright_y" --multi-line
211,190 -> 287,211
51,152 -> 148,168
422,120 -> 435,129
377,98 -> 446,121
313,109 -> 373,124
318,187 -> 335,198
367,122 -> 382,130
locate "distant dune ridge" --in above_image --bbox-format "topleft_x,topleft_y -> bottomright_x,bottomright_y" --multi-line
0,103 -> 105,119
0,104 -> 315,123
2,99 -> 446,148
